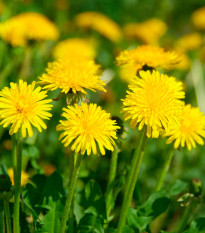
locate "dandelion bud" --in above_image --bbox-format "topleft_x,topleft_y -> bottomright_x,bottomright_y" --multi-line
190,178 -> 203,197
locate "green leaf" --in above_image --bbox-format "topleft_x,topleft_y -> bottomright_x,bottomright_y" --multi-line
127,208 -> 152,232
81,180 -> 107,220
23,146 -> 40,158
105,227 -> 116,233
22,175 -> 47,220
84,180 -> 103,203
42,171 -> 64,204
140,190 -> 170,219
183,217 -> 205,233
41,199 -> 64,233
37,172 -> 65,233
122,225 -> 135,233
22,183 -> 40,221
169,180 -> 188,196
150,197 -> 170,218
77,213 -> 104,233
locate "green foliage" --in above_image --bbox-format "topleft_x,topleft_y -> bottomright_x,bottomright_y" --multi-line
81,180 -> 107,220
184,218 -> 205,233
22,172 -> 65,232
78,213 -> 104,233
125,180 -> 188,232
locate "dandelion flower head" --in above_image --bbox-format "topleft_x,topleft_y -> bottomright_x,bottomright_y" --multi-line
57,102 -> 120,155
116,45 -> 181,70
175,33 -> 203,52
165,104 -> 205,150
0,80 -> 53,137
38,57 -> 106,94
124,18 -> 167,44
191,7 -> 205,30
8,168 -> 29,186
75,11 -> 122,42
0,12 -> 59,46
53,38 -> 96,60
122,70 -> 185,138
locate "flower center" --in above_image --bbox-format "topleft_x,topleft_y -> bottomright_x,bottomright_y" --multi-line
180,119 -> 193,134
16,98 -> 30,114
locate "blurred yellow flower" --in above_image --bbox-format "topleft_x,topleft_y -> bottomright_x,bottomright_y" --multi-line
0,80 -> 53,137
8,168 -> 29,186
199,46 -> 205,62
124,18 -> 167,44
53,38 -> 96,60
165,104 -> 205,150
38,58 -> 106,94
122,71 -> 185,138
171,52 -> 191,70
0,12 -> 59,46
175,33 -> 203,52
116,45 -> 180,70
57,102 -> 120,155
191,7 -> 205,30
75,11 -> 122,42
119,64 -> 141,83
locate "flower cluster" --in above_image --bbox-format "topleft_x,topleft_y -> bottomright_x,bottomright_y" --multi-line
119,44 -> 205,150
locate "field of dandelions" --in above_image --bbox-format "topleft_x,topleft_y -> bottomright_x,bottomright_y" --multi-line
0,0 -> 205,233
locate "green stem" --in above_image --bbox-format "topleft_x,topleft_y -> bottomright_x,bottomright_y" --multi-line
177,202 -> 196,233
106,147 -> 119,217
68,154 -> 75,233
12,133 -> 22,233
58,153 -> 82,233
20,46 -> 32,80
0,211 -> 4,233
4,200 -> 12,233
156,150 -> 174,191
117,128 -> 147,233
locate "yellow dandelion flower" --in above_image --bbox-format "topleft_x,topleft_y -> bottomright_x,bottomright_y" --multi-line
122,70 -> 185,138
38,58 -> 106,94
165,104 -> 205,150
116,45 -> 180,70
191,7 -> 205,30
124,18 -> 167,44
53,38 -> 96,60
175,33 -> 203,52
8,168 -> 29,186
75,11 -> 122,42
0,19 -> 26,46
0,12 -> 59,46
57,102 -> 120,155
0,80 -> 53,137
